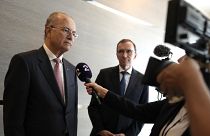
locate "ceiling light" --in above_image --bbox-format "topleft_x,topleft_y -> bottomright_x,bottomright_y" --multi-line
86,0 -> 153,27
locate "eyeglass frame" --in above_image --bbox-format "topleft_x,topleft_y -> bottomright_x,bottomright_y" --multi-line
49,26 -> 78,38
117,49 -> 135,56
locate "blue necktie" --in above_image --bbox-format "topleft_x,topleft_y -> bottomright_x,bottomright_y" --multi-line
120,71 -> 126,96
117,71 -> 127,131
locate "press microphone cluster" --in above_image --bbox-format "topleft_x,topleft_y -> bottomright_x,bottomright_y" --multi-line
142,45 -> 174,86
76,63 -> 101,104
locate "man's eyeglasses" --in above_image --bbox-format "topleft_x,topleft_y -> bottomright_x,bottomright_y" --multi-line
117,49 -> 135,55
50,26 -> 78,38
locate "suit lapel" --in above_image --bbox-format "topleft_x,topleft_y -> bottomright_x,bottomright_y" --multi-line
63,59 -> 75,109
125,69 -> 138,96
111,66 -> 121,95
37,47 -> 65,106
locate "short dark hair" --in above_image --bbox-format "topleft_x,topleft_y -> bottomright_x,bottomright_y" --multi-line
116,39 -> 136,52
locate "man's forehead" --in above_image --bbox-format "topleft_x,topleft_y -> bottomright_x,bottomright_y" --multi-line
117,44 -> 134,49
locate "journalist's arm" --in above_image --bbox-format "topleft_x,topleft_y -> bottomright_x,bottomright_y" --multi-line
157,57 -> 210,136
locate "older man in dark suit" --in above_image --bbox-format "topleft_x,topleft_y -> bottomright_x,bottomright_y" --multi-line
88,39 -> 149,136
3,11 -> 78,136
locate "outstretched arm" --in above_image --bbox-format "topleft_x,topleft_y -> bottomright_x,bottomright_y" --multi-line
157,56 -> 210,136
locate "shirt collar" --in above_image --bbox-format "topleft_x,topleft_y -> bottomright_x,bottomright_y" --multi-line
43,43 -> 63,61
119,65 -> 132,74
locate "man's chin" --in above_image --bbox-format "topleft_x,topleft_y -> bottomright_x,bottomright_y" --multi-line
120,64 -> 131,70
64,42 -> 72,46
64,44 -> 71,50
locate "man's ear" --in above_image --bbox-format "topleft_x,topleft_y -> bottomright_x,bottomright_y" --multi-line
45,26 -> 51,38
134,53 -> 137,59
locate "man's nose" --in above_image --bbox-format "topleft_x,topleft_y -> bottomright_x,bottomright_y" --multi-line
122,51 -> 129,57
66,33 -> 73,40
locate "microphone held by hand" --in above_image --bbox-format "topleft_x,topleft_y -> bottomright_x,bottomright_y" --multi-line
76,63 -> 101,104
142,45 -> 174,86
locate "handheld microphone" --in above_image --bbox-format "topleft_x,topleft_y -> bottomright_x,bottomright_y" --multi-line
153,45 -> 172,57
76,63 -> 101,104
142,45 -> 174,86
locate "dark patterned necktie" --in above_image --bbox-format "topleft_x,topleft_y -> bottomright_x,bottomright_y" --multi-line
119,71 -> 126,96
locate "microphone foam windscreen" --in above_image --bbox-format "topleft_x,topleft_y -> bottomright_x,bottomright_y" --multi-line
76,63 -> 92,82
153,45 -> 171,57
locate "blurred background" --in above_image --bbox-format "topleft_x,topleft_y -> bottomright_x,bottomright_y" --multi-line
0,0 -> 210,135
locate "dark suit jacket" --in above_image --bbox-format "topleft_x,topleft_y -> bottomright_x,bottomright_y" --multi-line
3,47 -> 78,136
88,66 -> 149,136
104,91 -> 191,136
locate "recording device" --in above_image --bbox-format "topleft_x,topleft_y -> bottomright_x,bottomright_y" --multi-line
142,0 -> 210,87
142,45 -> 174,86
165,0 -> 210,63
167,0 -> 210,88
76,63 -> 101,104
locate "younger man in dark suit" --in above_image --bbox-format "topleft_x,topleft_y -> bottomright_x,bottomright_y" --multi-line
3,11 -> 78,136
88,39 -> 149,136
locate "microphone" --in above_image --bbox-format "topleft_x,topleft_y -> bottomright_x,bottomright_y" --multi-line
153,45 -> 172,57
76,63 -> 101,104
142,45 -> 174,86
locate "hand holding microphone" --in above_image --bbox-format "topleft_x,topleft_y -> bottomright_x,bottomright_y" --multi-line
76,63 -> 103,104
85,82 -> 108,99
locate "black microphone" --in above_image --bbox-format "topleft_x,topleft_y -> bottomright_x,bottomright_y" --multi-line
153,45 -> 172,57
76,63 -> 101,104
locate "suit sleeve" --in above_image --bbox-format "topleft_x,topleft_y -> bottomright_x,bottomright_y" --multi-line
104,91 -> 165,123
139,85 -> 149,105
3,54 -> 30,136
88,70 -> 105,134
124,85 -> 149,135
136,85 -> 149,134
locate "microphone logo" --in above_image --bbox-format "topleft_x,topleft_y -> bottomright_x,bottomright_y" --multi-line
83,64 -> 90,72
76,64 -> 91,78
